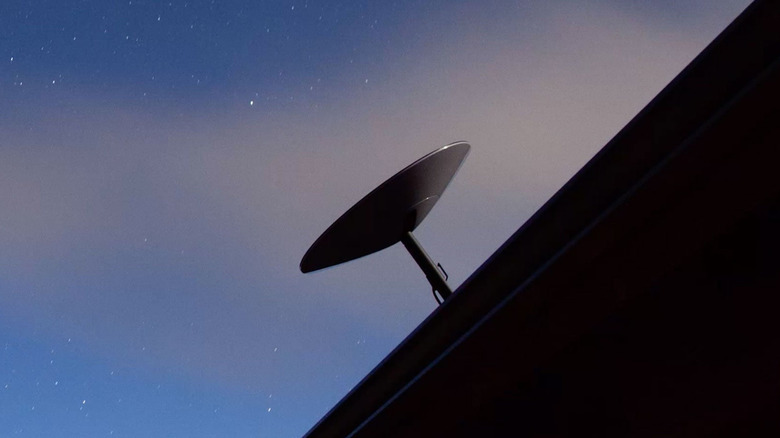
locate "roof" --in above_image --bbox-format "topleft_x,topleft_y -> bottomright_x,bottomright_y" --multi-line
305,0 -> 780,436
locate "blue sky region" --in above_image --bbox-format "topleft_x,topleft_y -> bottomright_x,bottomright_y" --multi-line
0,1 -> 751,436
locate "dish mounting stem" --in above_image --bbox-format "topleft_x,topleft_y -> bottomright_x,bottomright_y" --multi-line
400,231 -> 452,302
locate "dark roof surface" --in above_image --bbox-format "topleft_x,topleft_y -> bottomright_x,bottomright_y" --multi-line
305,0 -> 780,436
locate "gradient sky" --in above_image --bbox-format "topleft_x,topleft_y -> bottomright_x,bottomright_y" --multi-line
0,1 -> 751,436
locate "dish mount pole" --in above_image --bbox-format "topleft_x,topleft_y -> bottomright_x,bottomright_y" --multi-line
400,231 -> 452,302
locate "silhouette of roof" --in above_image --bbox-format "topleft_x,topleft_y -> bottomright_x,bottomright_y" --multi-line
305,0 -> 780,436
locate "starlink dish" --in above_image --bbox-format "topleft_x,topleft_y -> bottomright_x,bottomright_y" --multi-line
300,141 -> 470,302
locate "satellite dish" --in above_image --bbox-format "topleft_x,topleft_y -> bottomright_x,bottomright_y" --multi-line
300,141 -> 470,303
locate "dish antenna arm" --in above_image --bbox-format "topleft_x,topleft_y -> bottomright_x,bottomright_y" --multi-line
400,231 -> 452,301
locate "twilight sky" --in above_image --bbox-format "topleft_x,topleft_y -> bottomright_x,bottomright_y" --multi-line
0,1 -> 750,436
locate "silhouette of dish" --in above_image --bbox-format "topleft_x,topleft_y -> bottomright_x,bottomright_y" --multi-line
300,141 -> 470,273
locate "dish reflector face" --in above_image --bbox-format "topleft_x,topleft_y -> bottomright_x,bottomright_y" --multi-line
300,141 -> 470,273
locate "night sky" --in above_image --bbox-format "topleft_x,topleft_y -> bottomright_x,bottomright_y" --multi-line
1,1 -> 750,436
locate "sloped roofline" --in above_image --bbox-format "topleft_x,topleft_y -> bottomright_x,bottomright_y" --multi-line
305,1 -> 780,436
